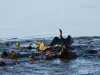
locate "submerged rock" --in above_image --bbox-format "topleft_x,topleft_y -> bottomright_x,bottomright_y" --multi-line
0,58 -> 6,66
60,50 -> 77,59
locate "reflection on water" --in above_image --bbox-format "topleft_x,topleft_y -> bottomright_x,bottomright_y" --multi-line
0,37 -> 100,75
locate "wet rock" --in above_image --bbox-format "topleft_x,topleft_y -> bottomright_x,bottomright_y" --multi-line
0,58 -> 6,66
4,42 -> 10,46
88,50 -> 98,54
0,61 -> 6,66
60,49 -> 77,59
1,51 -> 9,58
26,45 -> 33,50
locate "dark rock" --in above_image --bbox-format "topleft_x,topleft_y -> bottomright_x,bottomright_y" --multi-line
0,62 -> 6,66
60,49 -> 77,59
88,50 -> 98,54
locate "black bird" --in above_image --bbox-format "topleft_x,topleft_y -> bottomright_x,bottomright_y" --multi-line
50,29 -> 66,46
50,29 -> 77,59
